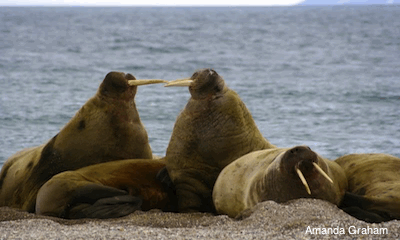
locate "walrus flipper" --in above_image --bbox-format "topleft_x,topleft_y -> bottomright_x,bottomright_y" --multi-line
66,184 -> 142,219
340,192 -> 391,223
68,195 -> 142,219
156,167 -> 175,192
341,206 -> 385,223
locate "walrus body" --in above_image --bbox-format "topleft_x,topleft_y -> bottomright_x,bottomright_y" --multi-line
0,72 -> 165,212
35,158 -> 177,219
213,146 -> 348,218
335,153 -> 400,222
164,69 -> 275,213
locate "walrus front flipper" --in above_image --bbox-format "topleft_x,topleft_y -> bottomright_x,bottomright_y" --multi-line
340,192 -> 390,223
156,167 -> 175,191
341,206 -> 385,223
68,195 -> 142,219
66,184 -> 142,219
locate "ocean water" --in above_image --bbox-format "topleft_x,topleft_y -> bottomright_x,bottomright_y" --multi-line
1,6 -> 399,168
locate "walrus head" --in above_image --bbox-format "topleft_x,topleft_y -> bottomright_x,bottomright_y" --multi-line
99,71 -> 167,101
263,146 -> 338,203
165,68 -> 227,100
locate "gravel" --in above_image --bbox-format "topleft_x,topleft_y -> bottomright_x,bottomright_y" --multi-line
1,199 -> 399,239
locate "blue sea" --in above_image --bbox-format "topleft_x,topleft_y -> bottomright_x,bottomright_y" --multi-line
1,6 -> 399,168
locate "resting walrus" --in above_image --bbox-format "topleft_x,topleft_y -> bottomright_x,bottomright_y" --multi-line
0,72 -> 166,212
213,146 -> 348,218
35,158 -> 177,219
335,153 -> 400,223
162,68 -> 275,213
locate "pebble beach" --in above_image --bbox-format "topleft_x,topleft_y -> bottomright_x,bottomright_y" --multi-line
1,199 -> 399,239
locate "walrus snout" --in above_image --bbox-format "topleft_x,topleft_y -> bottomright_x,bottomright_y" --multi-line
281,146 -> 334,195
100,71 -> 167,100
281,146 -> 317,172
101,72 -> 132,96
164,68 -> 225,100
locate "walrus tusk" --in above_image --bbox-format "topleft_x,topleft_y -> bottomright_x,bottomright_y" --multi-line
128,79 -> 168,86
164,78 -> 194,87
296,167 -> 312,195
312,162 -> 334,184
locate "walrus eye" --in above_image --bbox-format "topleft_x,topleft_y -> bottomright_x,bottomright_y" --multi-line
125,73 -> 135,80
214,85 -> 222,93
191,72 -> 199,79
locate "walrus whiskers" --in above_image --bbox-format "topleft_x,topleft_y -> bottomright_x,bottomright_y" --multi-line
128,79 -> 168,86
164,78 -> 194,87
312,162 -> 334,184
295,167 -> 312,195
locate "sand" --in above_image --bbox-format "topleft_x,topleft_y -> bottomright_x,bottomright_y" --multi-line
0,199 -> 398,239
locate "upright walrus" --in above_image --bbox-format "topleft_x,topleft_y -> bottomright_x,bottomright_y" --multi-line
0,72 -> 166,212
163,68 -> 275,213
35,158 -> 177,219
335,153 -> 400,223
213,146 -> 348,218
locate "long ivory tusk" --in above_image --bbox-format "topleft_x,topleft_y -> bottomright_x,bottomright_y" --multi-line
164,78 -> 194,87
312,162 -> 334,184
296,167 -> 311,195
128,79 -> 168,86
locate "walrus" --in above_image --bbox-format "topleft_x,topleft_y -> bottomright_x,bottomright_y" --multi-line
213,146 -> 348,218
335,153 -> 400,223
162,68 -> 276,213
0,72 -> 166,213
35,158 -> 177,219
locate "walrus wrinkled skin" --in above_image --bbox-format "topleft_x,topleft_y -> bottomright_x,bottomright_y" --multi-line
35,158 -> 177,219
164,69 -> 276,213
213,146 -> 348,218
335,153 -> 400,223
0,72 -> 164,213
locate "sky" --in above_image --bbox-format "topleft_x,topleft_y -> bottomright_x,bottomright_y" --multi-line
0,0 -> 306,6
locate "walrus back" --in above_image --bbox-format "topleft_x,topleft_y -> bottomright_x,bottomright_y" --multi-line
335,153 -> 400,222
0,145 -> 45,209
213,148 -> 280,218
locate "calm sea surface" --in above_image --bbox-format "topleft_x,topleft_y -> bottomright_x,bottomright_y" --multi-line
1,6 -> 399,168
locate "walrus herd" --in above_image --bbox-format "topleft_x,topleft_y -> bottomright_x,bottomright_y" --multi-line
0,69 -> 399,223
